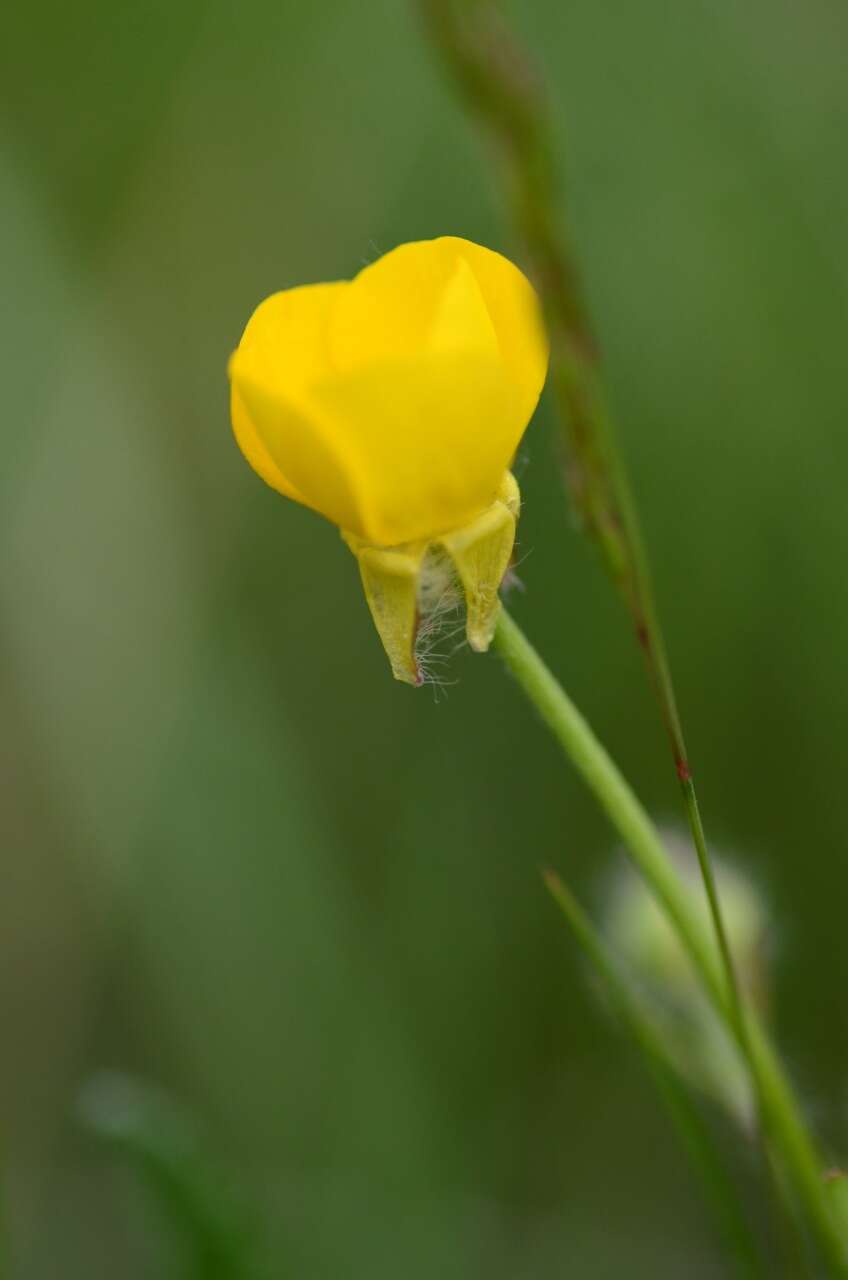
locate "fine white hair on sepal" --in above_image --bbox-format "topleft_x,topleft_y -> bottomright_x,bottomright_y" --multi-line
414,547 -> 464,698
416,546 -> 461,618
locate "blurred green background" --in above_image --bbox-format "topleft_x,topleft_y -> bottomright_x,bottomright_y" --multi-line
3,0 -> 848,1275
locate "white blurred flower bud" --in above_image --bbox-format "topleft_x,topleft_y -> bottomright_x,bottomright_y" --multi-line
601,829 -> 768,1130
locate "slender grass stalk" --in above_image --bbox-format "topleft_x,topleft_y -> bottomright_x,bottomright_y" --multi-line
417,0 -> 751,1114
492,606 -> 846,1274
543,868 -> 765,1277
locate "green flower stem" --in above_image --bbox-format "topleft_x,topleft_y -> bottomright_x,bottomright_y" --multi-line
493,605 -> 846,1275
543,868 -> 765,1277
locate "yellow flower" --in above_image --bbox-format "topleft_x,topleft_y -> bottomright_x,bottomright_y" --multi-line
229,236 -> 548,683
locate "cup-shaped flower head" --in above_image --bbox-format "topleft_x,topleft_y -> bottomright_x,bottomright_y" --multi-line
229,236 -> 548,683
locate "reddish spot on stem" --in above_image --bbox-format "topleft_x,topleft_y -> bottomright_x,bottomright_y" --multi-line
635,621 -> 649,650
675,756 -> 692,783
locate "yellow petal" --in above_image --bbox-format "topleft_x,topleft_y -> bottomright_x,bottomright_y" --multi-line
233,281 -> 343,399
448,237 -> 549,429
233,367 -> 364,535
328,237 -> 548,427
230,282 -> 366,531
426,255 -> 500,356
310,348 -> 523,545
327,239 -> 472,371
230,382 -> 303,502
437,472 -> 520,652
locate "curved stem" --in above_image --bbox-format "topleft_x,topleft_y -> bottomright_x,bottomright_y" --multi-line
492,605 -> 846,1274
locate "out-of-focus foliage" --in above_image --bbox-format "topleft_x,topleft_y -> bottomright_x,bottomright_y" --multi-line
2,1 -> 848,1275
